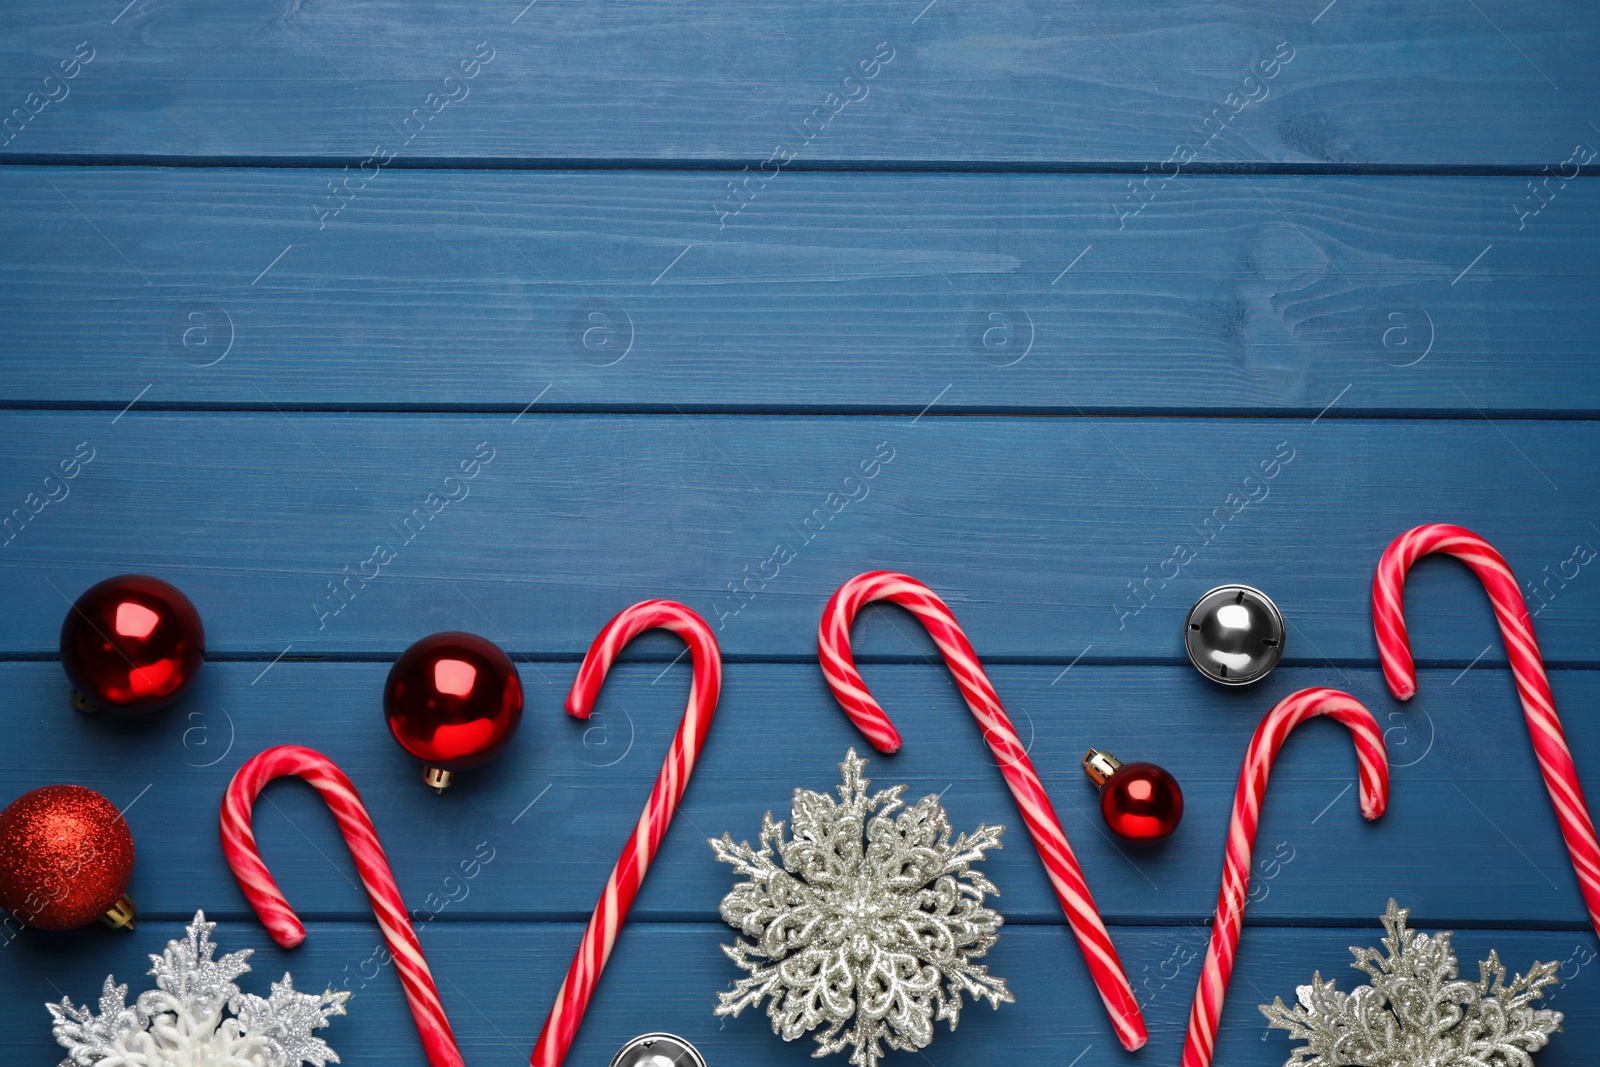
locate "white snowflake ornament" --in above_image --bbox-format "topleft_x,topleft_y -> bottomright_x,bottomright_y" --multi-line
1260,899 -> 1563,1067
710,749 -> 1012,1067
48,910 -> 348,1067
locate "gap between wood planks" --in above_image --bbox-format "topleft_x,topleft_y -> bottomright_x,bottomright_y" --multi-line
2,403 -> 1599,421
5,156 -> 1600,176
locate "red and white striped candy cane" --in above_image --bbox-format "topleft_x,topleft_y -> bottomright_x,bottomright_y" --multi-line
220,745 -> 463,1067
1181,688 -> 1389,1067
819,571 -> 1148,1051
1374,522 -> 1600,937
531,600 -> 722,1067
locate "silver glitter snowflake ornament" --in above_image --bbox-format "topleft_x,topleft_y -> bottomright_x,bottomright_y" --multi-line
1260,899 -> 1563,1067
48,910 -> 348,1067
710,748 -> 1012,1067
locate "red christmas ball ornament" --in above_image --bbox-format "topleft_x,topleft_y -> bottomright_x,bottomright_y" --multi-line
60,574 -> 205,716
0,785 -> 136,931
384,631 -> 523,793
1083,750 -> 1184,841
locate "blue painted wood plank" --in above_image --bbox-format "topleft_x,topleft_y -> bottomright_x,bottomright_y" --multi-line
3,662 -> 1595,927
0,2 -> 1594,165
2,920 -> 1594,1065
0,413 -> 1595,662
3,169 -> 1597,413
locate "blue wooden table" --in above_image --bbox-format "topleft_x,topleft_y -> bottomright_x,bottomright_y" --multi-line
3,2 -> 1597,1063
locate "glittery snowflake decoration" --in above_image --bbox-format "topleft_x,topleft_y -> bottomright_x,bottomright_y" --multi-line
48,910 -> 348,1067
1260,899 -> 1563,1067
709,749 -> 1012,1067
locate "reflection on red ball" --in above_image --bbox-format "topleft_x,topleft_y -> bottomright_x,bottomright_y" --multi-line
60,575 -> 205,715
1100,762 -> 1184,841
384,632 -> 523,771
0,785 -> 135,930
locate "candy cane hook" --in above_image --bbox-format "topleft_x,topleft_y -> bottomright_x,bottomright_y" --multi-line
819,571 -> 1148,1051
531,600 -> 722,1067
1181,688 -> 1389,1067
220,745 -> 463,1067
1374,522 -> 1600,937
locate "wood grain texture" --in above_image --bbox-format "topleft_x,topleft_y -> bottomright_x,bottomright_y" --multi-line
0,1 -> 1593,165
1,413 -> 1595,661
2,169 -> 1598,412
4,660 -> 1593,927
5,2 -> 1599,1062
4,921 -> 1595,1066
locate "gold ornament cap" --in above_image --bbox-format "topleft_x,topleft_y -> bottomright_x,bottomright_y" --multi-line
101,894 -> 136,930
423,766 -> 454,794
1082,749 -> 1124,790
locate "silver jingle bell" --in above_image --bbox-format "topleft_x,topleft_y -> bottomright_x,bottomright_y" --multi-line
1183,584 -> 1285,685
609,1033 -> 707,1067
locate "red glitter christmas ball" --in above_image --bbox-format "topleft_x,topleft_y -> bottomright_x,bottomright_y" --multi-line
60,574 -> 205,716
0,785 -> 136,931
1084,750 -> 1184,841
384,631 -> 523,792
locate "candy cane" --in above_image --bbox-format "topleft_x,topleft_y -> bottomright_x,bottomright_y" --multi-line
819,571 -> 1148,1051
531,600 -> 722,1067
1181,688 -> 1389,1067
1374,522 -> 1600,937
220,745 -> 463,1067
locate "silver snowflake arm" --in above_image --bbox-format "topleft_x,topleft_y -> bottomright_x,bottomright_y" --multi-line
1260,975 -> 1392,1067
709,814 -> 786,885
711,817 -> 829,958
49,977 -> 146,1067
936,823 -> 1006,884
231,974 -> 350,1067
137,909 -> 254,1021
714,937 -> 785,1018
1456,951 -> 1563,1064
936,951 -> 1012,1014
1260,900 -> 1564,1067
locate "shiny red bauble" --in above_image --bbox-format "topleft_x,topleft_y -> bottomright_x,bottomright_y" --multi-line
0,785 -> 136,931
384,631 -> 523,792
60,574 -> 204,716
1083,750 -> 1184,841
